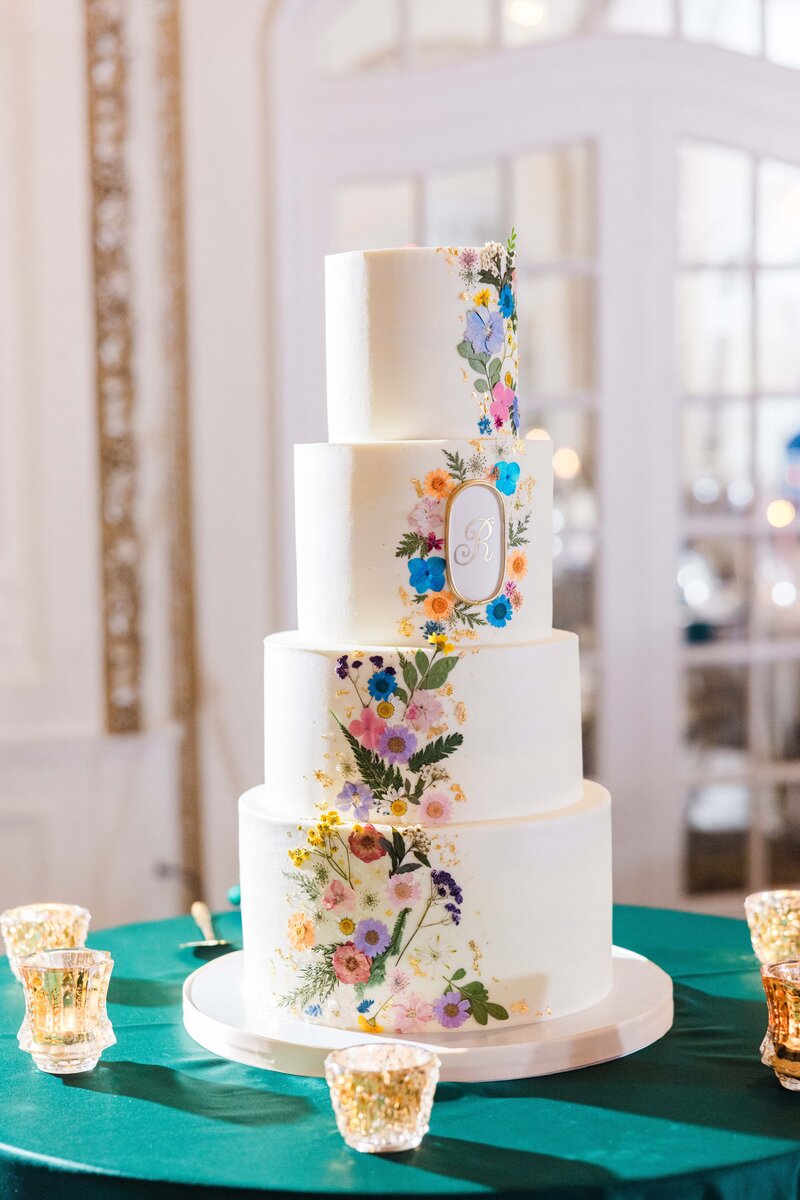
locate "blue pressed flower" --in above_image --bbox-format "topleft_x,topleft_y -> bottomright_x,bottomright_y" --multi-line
306,1004 -> 322,1017
367,670 -> 398,700
465,306 -> 504,356
486,594 -> 513,628
423,620 -> 445,637
498,284 -> 515,318
478,415 -> 492,435
408,556 -> 446,595
494,460 -> 520,496
357,998 -> 374,1013
511,394 -> 520,433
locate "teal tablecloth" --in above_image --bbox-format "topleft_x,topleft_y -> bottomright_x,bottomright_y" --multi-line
1,906 -> 798,1199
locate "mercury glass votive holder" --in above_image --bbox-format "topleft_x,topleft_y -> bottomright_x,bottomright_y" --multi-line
1,903 -> 91,980
760,960 -> 800,1091
18,948 -> 115,1075
324,1043 -> 440,1153
745,890 -> 800,964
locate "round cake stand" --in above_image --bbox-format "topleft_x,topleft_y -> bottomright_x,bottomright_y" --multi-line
183,946 -> 673,1083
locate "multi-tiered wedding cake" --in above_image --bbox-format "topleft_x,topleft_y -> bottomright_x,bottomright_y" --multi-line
239,237 -> 612,1037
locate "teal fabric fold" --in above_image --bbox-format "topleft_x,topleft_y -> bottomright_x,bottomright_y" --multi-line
1,906 -> 797,1199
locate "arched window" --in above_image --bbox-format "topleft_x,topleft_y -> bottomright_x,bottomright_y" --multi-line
271,0 -> 800,912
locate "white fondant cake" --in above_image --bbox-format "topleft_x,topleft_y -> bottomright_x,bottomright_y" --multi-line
239,236 -> 613,1038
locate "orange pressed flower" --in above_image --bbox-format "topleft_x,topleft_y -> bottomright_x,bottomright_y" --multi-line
508,550 -> 528,581
423,590 -> 456,621
287,911 -> 315,950
424,468 -> 454,500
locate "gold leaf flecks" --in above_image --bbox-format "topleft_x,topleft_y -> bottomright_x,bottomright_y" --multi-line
314,770 -> 334,788
344,707 -> 355,720
469,940 -> 483,975
397,618 -> 413,638
450,784 -> 467,804
335,689 -> 349,697
398,586 -> 410,605
454,701 -> 467,724
461,368 -> 469,383
411,477 -> 425,498
511,1000 -> 530,1015
428,724 -> 447,738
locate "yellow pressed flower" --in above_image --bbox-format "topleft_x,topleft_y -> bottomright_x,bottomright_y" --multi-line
376,700 -> 395,719
473,287 -> 491,307
428,632 -> 455,655
324,809 -> 341,827
339,917 -> 356,936
390,798 -> 408,817
287,847 -> 311,867
358,1014 -> 384,1034
306,829 -> 323,847
505,371 -> 513,387
352,823 -> 363,835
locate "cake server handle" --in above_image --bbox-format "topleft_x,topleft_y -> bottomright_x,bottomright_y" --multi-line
191,900 -> 216,942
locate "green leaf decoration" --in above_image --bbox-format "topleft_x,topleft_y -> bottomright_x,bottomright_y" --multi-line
415,648 -> 429,677
336,718 -> 404,799
469,1000 -> 488,1026
402,659 -> 418,692
407,732 -> 463,773
488,358 -> 502,385
392,826 -> 406,860
484,1002 -> 510,1021
457,338 -> 473,358
443,449 -> 467,483
468,358 -> 487,374
413,849 -> 430,867
419,655 -> 460,691
378,835 -> 395,858
474,379 -> 488,393
450,968 -> 466,981
396,531 -> 427,559
367,907 -> 412,989
394,862 -> 421,875
508,513 -> 531,547
393,686 -> 408,704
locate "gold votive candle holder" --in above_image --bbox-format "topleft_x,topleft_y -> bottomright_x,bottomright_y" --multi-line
1,903 -> 91,980
745,890 -> 800,964
18,948 -> 115,1075
325,1043 -> 440,1153
760,960 -> 800,1091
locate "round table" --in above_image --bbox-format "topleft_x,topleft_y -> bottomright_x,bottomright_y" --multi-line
1,905 -> 797,1200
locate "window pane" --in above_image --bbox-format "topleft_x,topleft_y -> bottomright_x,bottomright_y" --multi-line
682,0 -> 762,55
684,664 -> 749,766
513,144 -> 595,263
756,539 -> 800,638
758,161 -> 800,265
766,784 -> 800,884
757,398 -> 800,507
679,143 -> 753,264
321,0 -> 400,74
682,401 -> 753,514
425,163 -> 501,248
518,274 -> 594,394
686,784 -> 750,893
601,0 -> 674,33
678,270 -> 753,394
765,662 -> 800,761
410,0 -> 494,61
766,0 -> 800,70
502,0 -> 594,46
679,539 -> 751,641
335,178 -> 415,252
757,271 -> 800,393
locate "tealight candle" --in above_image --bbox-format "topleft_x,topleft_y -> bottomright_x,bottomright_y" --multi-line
1,903 -> 91,980
325,1043 -> 439,1153
745,891 -> 800,964
761,960 -> 800,1091
18,948 -> 115,1075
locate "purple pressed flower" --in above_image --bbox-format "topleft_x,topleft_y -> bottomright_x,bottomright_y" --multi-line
465,306 -> 504,357
434,990 -> 471,1029
384,666 -> 396,676
354,919 -> 391,958
335,655 -> 349,680
368,655 -> 384,668
336,781 -> 373,822
459,248 -> 478,272
378,725 -> 417,765
352,659 -> 363,669
445,902 -> 462,926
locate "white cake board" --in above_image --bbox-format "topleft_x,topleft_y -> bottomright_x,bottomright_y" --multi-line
183,947 -> 673,1083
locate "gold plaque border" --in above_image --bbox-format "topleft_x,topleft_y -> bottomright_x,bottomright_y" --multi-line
444,479 -> 507,606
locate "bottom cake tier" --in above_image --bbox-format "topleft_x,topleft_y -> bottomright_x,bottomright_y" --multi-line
239,781 -> 612,1036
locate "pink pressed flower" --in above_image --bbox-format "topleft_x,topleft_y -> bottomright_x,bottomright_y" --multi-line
510,590 -> 523,610
420,792 -> 453,826
386,873 -> 423,908
409,496 -> 445,538
348,707 -> 386,751
387,966 -> 410,994
332,942 -> 371,985
392,993 -> 434,1033
405,694 -> 444,732
322,879 -> 356,911
490,381 -> 515,426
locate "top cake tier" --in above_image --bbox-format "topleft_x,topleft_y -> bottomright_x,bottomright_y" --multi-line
326,241 -> 519,443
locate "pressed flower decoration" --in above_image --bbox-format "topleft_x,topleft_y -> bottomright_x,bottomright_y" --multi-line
276,646 -> 510,1033
441,230 -> 520,437
396,441 -> 536,639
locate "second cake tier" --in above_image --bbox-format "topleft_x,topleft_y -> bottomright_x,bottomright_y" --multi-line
264,629 -> 583,826
295,435 -> 553,648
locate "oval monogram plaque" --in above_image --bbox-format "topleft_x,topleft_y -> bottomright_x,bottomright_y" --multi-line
445,480 -> 506,604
